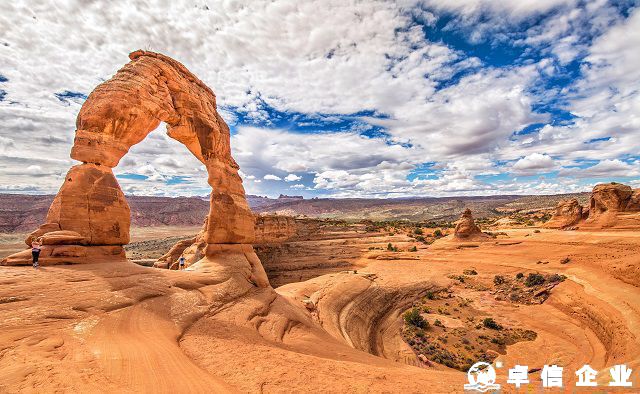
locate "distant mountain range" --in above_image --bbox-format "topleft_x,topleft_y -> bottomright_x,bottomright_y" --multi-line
0,192 -> 590,233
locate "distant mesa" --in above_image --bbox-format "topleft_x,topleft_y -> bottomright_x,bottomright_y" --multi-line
2,50 -> 269,287
546,182 -> 640,229
278,194 -> 304,200
454,209 -> 489,240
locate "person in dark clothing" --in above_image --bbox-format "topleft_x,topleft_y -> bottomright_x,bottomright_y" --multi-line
178,256 -> 186,270
31,238 -> 42,268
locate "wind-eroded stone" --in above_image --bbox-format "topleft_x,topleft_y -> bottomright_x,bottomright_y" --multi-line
2,51 -> 262,278
544,198 -> 584,229
454,209 -> 486,239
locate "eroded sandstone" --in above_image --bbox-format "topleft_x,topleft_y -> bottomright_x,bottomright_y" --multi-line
453,209 -> 487,240
2,51 -> 267,287
544,198 -> 585,229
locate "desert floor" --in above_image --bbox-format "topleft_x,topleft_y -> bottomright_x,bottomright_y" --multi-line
1,226 -> 639,393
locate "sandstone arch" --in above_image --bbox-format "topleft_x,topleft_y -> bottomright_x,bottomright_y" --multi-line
2,50 -> 268,287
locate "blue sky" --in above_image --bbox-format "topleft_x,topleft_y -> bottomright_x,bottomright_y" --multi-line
1,1 -> 639,198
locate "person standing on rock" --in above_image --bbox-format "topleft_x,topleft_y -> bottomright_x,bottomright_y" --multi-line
178,256 -> 186,270
31,237 -> 43,269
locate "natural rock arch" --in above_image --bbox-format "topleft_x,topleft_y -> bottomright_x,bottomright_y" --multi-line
3,50 -> 269,287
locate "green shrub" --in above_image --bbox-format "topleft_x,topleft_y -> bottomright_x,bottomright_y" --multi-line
404,307 -> 428,329
433,229 -> 443,237
482,318 -> 502,330
525,273 -> 545,287
493,275 -> 506,285
409,246 -> 418,252
434,319 -> 444,327
414,228 -> 424,235
515,272 -> 524,279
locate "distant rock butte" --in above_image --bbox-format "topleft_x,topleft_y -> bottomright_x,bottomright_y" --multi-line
2,50 -> 268,287
454,209 -> 488,240
546,182 -> 640,229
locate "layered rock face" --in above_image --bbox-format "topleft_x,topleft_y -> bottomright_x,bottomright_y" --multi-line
454,209 -> 487,240
254,215 -> 297,243
544,198 -> 584,229
156,215 -> 298,271
3,50 -> 266,286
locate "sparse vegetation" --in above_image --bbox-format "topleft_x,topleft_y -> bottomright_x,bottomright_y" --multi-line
560,257 -> 571,264
482,318 -> 502,330
463,269 -> 478,275
516,272 -> 524,279
409,246 -> 418,252
433,229 -> 443,237
493,275 -> 506,285
525,273 -> 545,287
414,228 -> 423,235
404,307 -> 428,329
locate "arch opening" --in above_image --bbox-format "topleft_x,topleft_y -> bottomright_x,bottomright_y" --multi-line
1,50 -> 269,288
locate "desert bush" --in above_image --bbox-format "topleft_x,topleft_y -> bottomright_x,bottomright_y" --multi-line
534,229 -> 541,233
409,246 -> 418,252
560,257 -> 571,264
493,275 -> 506,285
425,291 -> 437,300
525,273 -> 545,287
404,307 -> 428,329
482,318 -> 502,330
548,274 -> 566,282
433,229 -> 443,237
515,272 -> 524,279
434,319 -> 444,327
463,269 -> 478,275
414,228 -> 423,235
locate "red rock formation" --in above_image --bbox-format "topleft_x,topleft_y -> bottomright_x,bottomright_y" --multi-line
585,183 -> 640,228
544,198 -> 584,229
254,215 -> 297,243
156,215 -> 298,270
454,209 -> 488,240
3,50 -> 267,287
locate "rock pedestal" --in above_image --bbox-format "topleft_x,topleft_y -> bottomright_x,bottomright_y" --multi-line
454,209 -> 487,240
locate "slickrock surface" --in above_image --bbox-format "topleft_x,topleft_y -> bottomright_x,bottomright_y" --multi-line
2,225 -> 640,392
